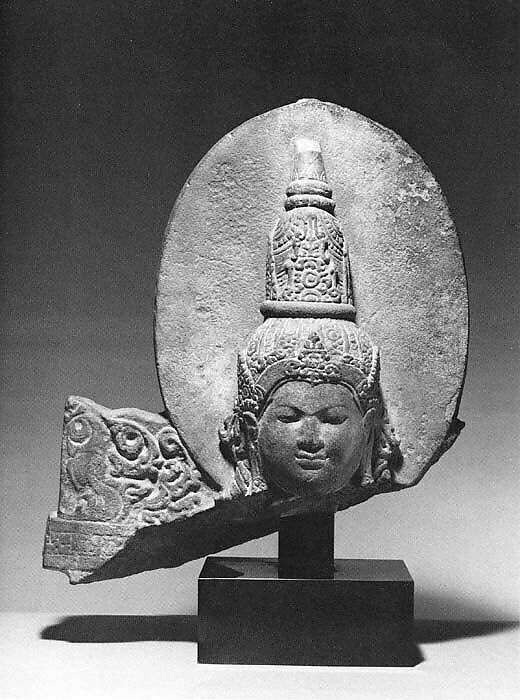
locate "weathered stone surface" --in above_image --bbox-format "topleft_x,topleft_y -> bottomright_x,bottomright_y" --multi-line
44,100 -> 468,584
156,99 -> 468,498
44,394 -> 387,582
44,495 -> 282,584
44,395 -> 215,581
55,396 -> 215,526
217,138 -> 401,504
45,390 -> 391,584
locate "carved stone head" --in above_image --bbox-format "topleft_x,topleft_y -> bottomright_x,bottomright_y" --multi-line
219,139 -> 400,499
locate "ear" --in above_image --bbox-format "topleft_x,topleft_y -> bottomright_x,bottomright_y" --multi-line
362,408 -> 376,435
359,409 -> 376,487
242,411 -> 259,442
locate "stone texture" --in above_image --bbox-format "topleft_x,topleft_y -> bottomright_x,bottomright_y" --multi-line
43,100 -> 469,583
55,396 -> 215,527
45,395 -> 378,582
43,395 -> 216,581
156,99 -> 468,497
216,138 -> 401,503
43,392 -> 394,583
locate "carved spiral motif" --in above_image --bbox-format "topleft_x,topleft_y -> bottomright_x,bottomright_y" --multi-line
67,416 -> 93,445
112,425 -> 145,460
157,427 -> 184,459
59,398 -> 213,526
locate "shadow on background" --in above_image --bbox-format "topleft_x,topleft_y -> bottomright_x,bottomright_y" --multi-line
40,586 -> 518,645
414,589 -> 519,642
414,619 -> 518,644
414,588 -> 519,636
40,614 -> 197,643
40,614 -> 517,646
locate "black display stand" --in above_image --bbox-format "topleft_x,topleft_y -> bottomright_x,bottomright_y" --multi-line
198,512 -> 416,666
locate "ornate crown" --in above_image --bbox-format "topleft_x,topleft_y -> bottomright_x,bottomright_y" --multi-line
237,318 -> 381,418
234,138 -> 381,417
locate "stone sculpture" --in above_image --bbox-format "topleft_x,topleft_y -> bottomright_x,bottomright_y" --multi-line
219,138 -> 400,500
43,99 -> 468,584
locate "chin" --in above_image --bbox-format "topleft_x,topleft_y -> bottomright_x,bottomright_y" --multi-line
273,472 -> 347,499
263,457 -> 358,498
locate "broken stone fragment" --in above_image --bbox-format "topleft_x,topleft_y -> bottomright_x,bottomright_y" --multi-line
43,396 -> 213,582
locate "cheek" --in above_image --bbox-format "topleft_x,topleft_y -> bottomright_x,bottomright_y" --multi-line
323,421 -> 364,459
258,419 -> 295,459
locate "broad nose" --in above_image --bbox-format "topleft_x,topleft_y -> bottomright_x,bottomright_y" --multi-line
297,417 -> 325,453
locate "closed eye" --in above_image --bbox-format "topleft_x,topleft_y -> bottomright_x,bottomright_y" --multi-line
270,404 -> 302,423
319,408 -> 349,424
277,413 -> 301,424
324,415 -> 347,425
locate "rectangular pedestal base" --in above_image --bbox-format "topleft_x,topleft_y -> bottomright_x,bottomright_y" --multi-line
198,557 -> 416,666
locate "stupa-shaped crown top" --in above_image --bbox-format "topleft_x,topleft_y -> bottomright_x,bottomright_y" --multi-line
261,138 -> 356,321
285,137 -> 334,213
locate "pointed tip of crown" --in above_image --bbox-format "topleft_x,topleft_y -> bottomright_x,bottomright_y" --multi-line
291,138 -> 327,183
294,137 -> 321,154
285,138 -> 334,212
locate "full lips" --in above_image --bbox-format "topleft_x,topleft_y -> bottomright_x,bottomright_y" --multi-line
295,453 -> 327,470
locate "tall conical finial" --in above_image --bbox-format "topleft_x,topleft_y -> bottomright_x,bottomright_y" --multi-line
261,139 -> 355,319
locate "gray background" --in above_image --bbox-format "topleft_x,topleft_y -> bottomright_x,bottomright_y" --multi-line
1,1 -> 518,620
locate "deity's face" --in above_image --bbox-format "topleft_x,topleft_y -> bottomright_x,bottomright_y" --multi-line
257,381 -> 367,498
